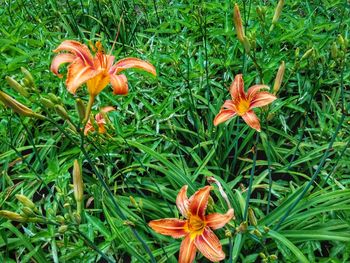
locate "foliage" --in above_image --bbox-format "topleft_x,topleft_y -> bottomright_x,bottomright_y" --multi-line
0,0 -> 350,262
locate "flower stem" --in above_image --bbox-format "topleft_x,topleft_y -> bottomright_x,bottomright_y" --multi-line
83,95 -> 95,124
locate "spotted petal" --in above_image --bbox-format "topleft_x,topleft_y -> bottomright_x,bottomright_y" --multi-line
189,186 -> 212,219
205,208 -> 234,230
194,227 -> 225,262
179,234 -> 197,263
176,185 -> 190,218
242,110 -> 261,132
148,219 -> 188,238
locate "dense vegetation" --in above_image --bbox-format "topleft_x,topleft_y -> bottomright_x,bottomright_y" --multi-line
1,1 -> 349,262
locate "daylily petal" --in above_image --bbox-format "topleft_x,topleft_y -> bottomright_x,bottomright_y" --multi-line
66,59 -> 100,94
112,57 -> 157,76
189,186 -> 212,219
176,185 -> 190,218
205,208 -> 234,230
148,219 -> 188,238
241,110 -> 261,132
213,109 -> 236,126
94,53 -> 115,70
53,40 -> 94,67
230,74 -> 245,101
194,227 -> 225,262
95,107 -> 115,133
246,84 -> 270,100
179,234 -> 197,263
50,53 -> 75,77
222,100 -> 236,110
84,120 -> 94,135
86,72 -> 110,96
110,74 -> 128,95
249,91 -> 277,109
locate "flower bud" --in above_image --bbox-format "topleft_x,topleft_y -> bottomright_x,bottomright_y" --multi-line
55,105 -> 70,121
338,34 -> 346,50
301,48 -> 314,60
331,42 -> 338,59
0,90 -> 45,119
40,97 -> 55,108
5,76 -> 30,97
272,0 -> 284,25
0,210 -> 26,222
248,207 -> 258,226
21,207 -> 35,217
21,67 -> 35,88
58,225 -> 68,233
273,61 -> 285,95
15,194 -> 36,211
48,93 -> 62,104
243,36 -> 251,53
75,98 -> 86,122
56,215 -> 65,224
73,212 -> 81,224
73,160 -> 84,214
236,221 -> 248,233
233,3 -> 245,43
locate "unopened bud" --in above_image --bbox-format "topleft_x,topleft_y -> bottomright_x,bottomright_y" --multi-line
0,91 -> 44,119
225,229 -> 232,237
331,42 -> 338,59
55,105 -> 70,121
21,67 -> 35,88
248,207 -> 258,226
21,207 -> 35,217
73,160 -> 84,214
129,196 -> 138,207
272,0 -> 284,25
58,225 -> 68,233
270,255 -> 278,260
273,61 -> 285,95
123,220 -> 135,227
40,97 -> 55,108
259,253 -> 267,259
56,215 -> 65,224
236,221 -> 248,233
295,47 -> 300,59
5,76 -> 30,97
15,194 -> 36,211
0,210 -> 26,222
301,48 -> 314,60
252,229 -> 262,237
73,212 -> 81,224
75,99 -> 86,122
233,3 -> 245,43
338,35 -> 346,50
243,36 -> 251,53
263,226 -> 270,233
48,93 -> 62,104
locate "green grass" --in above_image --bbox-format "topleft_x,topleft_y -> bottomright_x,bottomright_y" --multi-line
1,0 -> 350,262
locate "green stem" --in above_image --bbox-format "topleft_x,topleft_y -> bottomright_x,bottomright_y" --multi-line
83,95 -> 95,124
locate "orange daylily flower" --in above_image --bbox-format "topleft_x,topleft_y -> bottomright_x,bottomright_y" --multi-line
149,185 -> 234,263
214,74 -> 277,132
84,106 -> 115,135
51,40 -> 156,96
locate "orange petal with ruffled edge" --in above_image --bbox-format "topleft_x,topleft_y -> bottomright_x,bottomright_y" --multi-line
246,84 -> 270,100
194,227 -> 225,262
205,208 -> 234,230
189,186 -> 212,219
230,74 -> 246,101
214,109 -> 236,126
149,219 -> 188,238
176,185 -> 190,218
222,100 -> 236,110
241,110 -> 261,132
110,74 -> 128,95
53,40 -> 94,67
66,59 -> 100,94
179,234 -> 197,263
249,91 -> 277,109
51,53 -> 75,77
84,120 -> 94,135
95,106 -> 115,134
112,57 -> 156,76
